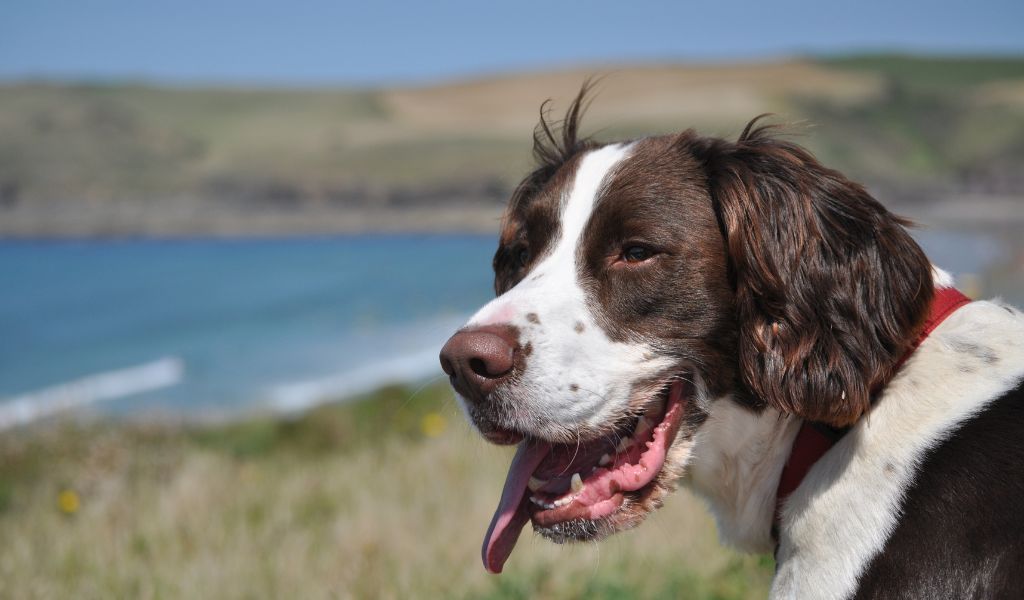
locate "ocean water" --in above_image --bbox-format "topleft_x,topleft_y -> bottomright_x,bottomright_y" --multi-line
0,230 -> 1016,426
0,235 -> 497,424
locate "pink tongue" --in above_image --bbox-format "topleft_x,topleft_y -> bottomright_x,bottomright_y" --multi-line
482,439 -> 552,574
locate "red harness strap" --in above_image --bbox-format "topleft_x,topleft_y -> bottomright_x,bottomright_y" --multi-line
773,287 -> 972,528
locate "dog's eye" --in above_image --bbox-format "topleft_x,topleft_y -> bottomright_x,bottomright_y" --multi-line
622,245 -> 654,263
516,247 -> 530,268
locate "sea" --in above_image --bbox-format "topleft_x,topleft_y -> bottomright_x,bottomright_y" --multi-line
0,230 -> 1016,427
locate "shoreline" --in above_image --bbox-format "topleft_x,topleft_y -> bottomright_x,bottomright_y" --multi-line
0,204 -> 508,238
0,195 -> 1020,239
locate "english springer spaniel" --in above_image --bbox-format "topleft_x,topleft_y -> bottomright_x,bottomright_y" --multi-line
439,87 -> 1024,599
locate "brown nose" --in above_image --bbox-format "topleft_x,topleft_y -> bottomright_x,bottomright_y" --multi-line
439,326 -> 518,403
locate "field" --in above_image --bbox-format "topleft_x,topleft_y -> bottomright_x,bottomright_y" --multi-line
1,55 -> 1022,236
0,383 -> 773,599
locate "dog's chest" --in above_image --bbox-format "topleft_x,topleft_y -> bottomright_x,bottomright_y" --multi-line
769,301 -> 1024,600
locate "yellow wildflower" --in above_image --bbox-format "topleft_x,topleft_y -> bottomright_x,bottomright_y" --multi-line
58,489 -> 80,514
420,412 -> 447,438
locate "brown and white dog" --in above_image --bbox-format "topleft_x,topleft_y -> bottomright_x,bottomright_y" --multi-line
439,88 -> 1024,599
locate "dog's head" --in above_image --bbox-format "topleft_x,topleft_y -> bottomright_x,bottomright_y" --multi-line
439,87 -> 934,573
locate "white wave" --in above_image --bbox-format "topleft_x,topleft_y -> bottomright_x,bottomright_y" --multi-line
0,357 -> 185,430
266,312 -> 468,415
267,346 -> 444,414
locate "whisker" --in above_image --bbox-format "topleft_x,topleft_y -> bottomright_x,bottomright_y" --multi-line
557,424 -> 585,477
400,373 -> 448,409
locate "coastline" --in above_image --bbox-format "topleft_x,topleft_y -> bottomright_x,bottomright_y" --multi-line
0,203 -> 507,238
0,194 -> 1020,239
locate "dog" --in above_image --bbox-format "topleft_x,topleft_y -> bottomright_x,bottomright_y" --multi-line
438,87 -> 1024,599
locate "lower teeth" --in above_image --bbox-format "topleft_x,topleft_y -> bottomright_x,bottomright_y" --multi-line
531,492 -> 578,510
529,496 -> 555,510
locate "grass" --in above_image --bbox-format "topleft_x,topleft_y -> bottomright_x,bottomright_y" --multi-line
822,54 -> 1024,92
0,383 -> 773,599
792,55 -> 1024,187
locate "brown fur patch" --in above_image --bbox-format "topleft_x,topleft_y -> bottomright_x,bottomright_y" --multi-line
577,135 -> 739,400
690,118 -> 933,425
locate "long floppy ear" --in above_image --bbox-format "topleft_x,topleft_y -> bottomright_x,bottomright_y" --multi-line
693,118 -> 934,426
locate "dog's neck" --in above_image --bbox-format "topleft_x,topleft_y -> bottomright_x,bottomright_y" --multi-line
685,398 -> 801,553
684,275 -> 971,555
683,296 -> 1024,599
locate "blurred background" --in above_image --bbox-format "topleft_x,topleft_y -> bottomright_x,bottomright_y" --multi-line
1,1 -> 1022,597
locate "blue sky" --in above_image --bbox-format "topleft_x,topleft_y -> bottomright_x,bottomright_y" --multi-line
2,0 -> 1023,85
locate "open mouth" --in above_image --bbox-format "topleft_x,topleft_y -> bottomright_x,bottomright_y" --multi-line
481,379 -> 689,573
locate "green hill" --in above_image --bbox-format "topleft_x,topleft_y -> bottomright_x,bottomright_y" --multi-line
1,55 -> 1022,236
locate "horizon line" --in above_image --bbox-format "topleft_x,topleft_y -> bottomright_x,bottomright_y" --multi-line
2,49 -> 1023,90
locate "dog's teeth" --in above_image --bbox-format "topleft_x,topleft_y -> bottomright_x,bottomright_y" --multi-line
553,495 -> 574,507
570,473 -> 584,493
527,476 -> 547,492
530,496 -> 555,510
599,453 -> 611,466
633,416 -> 652,437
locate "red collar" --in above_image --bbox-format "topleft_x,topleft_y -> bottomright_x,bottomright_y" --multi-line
773,287 -> 971,527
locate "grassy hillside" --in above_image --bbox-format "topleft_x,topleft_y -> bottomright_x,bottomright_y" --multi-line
0,383 -> 773,599
0,55 -> 1022,235
823,54 -> 1024,91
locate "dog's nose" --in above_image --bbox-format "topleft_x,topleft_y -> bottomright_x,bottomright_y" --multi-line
439,326 -> 518,403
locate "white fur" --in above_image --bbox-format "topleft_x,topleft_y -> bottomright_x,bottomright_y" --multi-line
687,400 -> 802,552
462,144 -> 675,435
931,265 -> 955,288
770,300 -> 1024,599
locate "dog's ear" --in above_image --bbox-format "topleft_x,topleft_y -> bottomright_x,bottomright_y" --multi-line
689,118 -> 934,426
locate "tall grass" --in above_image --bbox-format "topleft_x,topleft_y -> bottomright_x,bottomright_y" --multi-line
0,384 -> 772,599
